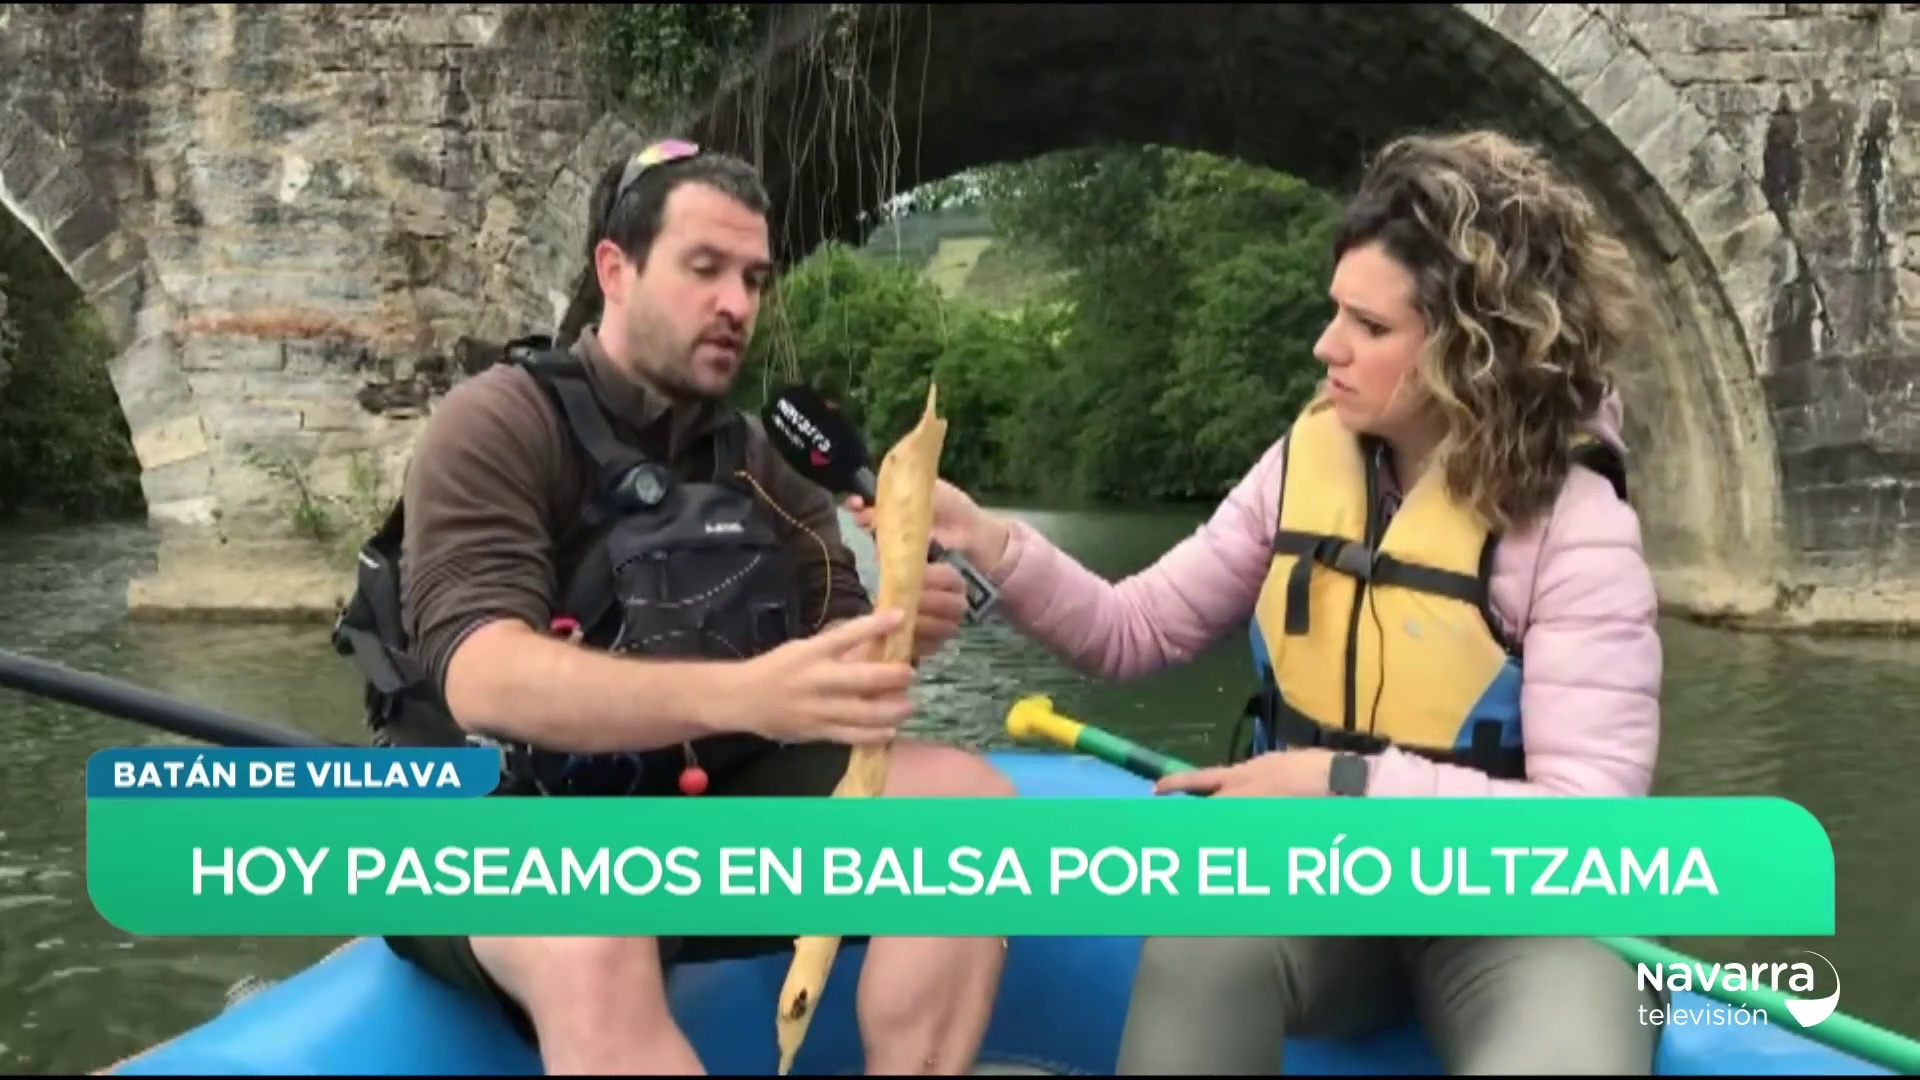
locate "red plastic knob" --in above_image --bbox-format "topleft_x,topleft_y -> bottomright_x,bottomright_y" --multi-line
678,764 -> 709,797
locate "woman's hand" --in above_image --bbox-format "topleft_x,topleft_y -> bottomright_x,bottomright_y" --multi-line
841,478 -> 1012,578
1153,749 -> 1341,798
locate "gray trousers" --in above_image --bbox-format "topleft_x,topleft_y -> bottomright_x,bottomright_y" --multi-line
1116,935 -> 1663,1075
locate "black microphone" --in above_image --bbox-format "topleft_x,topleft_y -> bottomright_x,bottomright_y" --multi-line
761,384 -> 999,625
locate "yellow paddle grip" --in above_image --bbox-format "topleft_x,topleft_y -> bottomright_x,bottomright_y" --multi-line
1004,694 -> 1086,751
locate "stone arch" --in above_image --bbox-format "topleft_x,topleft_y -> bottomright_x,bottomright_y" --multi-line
0,11 -> 210,533
513,3 -> 1817,619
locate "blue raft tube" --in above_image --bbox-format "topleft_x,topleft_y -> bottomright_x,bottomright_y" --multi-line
107,751 -> 1897,1076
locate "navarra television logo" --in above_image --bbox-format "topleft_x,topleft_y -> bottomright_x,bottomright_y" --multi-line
1638,951 -> 1840,1028
1783,951 -> 1842,1028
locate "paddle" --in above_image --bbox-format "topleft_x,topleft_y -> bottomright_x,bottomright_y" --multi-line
1002,693 -> 1920,1075
0,646 -> 346,749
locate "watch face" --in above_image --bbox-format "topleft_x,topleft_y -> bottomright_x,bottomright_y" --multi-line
1333,754 -> 1367,795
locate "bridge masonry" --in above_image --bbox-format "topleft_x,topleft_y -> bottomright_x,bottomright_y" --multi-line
0,3 -> 609,618
1602,2 -> 1920,632
0,3 -> 1915,634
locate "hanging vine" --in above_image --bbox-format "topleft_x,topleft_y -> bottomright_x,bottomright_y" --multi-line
711,4 -> 932,391
544,3 -> 937,398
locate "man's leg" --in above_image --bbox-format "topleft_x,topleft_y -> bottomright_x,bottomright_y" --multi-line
859,740 -> 1015,1074
385,932 -> 698,1075
384,738 -> 1013,1076
719,738 -> 1016,1075
1404,935 -> 1663,1074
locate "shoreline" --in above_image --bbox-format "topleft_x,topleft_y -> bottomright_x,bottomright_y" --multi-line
118,561 -> 1920,641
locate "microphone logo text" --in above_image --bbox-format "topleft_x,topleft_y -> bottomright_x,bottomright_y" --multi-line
774,399 -> 833,464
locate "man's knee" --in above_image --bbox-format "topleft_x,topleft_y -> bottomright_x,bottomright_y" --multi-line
471,934 -> 671,1021
883,740 -> 1018,798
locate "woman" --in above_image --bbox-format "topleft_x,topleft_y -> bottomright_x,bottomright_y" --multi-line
849,130 -> 1664,1073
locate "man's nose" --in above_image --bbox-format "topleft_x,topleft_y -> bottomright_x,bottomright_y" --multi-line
714,276 -> 754,320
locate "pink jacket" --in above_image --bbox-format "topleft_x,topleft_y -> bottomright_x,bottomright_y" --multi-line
987,394 -> 1662,799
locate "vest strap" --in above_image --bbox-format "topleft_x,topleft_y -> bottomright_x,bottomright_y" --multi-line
1369,556 -> 1485,606
517,350 -> 650,496
330,497 -> 426,699
1269,530 -> 1487,638
1244,685 -> 1528,781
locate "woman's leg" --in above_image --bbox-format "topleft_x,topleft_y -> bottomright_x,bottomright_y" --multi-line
1115,935 -> 1412,1075
1405,936 -> 1662,1075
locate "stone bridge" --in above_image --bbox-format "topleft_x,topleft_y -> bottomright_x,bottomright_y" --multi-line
1,3 -> 1915,631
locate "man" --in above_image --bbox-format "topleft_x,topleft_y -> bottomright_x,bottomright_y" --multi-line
379,141 -> 1014,1074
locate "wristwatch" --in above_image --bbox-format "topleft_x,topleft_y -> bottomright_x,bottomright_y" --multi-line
1328,752 -> 1370,797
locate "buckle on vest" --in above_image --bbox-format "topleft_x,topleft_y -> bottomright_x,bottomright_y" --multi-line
614,463 -> 673,512
1317,538 -> 1374,580
1283,536 -> 1377,637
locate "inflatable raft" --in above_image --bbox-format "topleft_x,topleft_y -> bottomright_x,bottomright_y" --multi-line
108,751 -> 1890,1076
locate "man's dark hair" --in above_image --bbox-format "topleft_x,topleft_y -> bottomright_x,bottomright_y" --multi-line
556,150 -> 771,346
586,151 -> 772,267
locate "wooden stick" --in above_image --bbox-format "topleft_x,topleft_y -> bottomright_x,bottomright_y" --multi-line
774,383 -> 947,1076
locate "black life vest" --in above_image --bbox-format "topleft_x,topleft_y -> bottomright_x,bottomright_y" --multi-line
329,341 -> 807,795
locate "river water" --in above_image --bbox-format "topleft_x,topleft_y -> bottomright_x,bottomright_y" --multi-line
1,510 -> 1917,1072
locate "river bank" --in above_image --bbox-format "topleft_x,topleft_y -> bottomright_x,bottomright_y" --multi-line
111,524 -> 1920,640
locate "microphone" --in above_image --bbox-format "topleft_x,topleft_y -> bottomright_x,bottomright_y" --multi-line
760,384 -> 1000,625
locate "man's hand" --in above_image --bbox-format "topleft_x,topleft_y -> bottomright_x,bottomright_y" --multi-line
1151,749 -> 1340,798
722,609 -> 918,746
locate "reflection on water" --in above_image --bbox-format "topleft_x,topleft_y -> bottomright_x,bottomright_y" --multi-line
2,513 -> 1919,1071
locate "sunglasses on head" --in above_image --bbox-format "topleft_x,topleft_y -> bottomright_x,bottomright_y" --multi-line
611,138 -> 703,209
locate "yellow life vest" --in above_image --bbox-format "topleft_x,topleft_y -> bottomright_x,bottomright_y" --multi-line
1240,400 -> 1626,780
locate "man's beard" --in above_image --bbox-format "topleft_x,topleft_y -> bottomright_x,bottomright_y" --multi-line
618,310 -> 736,404
650,356 -> 725,402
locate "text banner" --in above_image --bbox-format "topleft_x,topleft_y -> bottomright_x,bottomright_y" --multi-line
86,795 -> 1834,938
87,747 -> 502,799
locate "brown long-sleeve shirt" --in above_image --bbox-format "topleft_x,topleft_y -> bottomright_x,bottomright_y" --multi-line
398,329 -> 871,696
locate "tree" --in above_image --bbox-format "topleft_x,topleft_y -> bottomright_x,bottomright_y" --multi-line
725,142 -> 1346,506
0,214 -> 144,521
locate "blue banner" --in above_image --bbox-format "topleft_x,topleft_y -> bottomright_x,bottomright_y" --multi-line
85,746 -> 502,799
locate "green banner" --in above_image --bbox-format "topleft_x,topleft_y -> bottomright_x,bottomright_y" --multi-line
85,796 -> 1833,938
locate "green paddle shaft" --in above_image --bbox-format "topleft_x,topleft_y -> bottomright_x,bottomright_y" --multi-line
1075,726 -> 1196,781
1004,698 -> 1920,1075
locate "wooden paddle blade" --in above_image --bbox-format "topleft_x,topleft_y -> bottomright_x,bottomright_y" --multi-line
772,383 -> 948,1070
870,382 -> 948,669
775,933 -> 845,1075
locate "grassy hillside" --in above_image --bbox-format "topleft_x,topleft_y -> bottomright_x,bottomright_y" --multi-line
859,206 -> 1066,310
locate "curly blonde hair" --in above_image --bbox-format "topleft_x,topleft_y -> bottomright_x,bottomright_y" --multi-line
1333,130 -> 1650,534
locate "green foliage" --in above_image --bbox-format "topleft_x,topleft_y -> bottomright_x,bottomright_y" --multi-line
587,3 -> 766,115
738,144 -> 1344,506
728,243 -> 1055,497
247,448 -> 393,569
0,218 -> 144,522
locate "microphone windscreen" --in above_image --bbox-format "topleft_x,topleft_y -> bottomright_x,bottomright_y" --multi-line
760,385 -> 873,494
